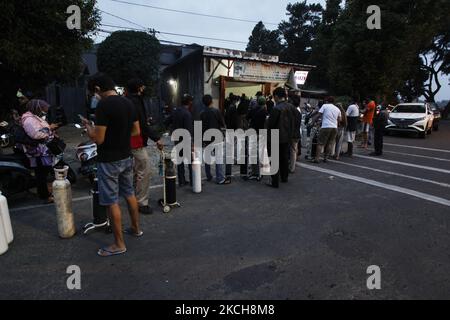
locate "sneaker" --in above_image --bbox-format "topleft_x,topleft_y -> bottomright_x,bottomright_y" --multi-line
248,175 -> 259,181
139,206 -> 154,215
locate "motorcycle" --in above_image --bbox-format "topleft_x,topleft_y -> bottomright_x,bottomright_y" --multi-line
75,124 -> 97,184
0,121 -> 14,149
0,144 -> 76,198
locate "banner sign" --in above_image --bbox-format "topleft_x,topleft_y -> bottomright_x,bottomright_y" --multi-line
234,61 -> 292,83
294,71 -> 309,85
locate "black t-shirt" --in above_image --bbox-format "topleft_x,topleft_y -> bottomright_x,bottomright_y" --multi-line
95,95 -> 137,163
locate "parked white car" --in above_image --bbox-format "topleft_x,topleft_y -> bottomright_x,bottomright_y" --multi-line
386,103 -> 434,138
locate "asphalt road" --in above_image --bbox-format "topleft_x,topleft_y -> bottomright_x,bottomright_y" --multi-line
0,121 -> 449,300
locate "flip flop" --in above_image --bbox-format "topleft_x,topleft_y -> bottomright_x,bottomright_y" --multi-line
124,228 -> 144,238
97,247 -> 127,257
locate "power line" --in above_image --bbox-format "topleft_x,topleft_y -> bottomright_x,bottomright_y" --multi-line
98,28 -> 189,46
99,23 -> 247,44
99,9 -> 148,29
108,0 -> 278,26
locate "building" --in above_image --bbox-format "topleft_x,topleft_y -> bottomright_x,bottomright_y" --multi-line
161,45 -> 315,118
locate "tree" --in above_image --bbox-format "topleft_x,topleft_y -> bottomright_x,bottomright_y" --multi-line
97,31 -> 161,94
0,0 -> 100,112
419,23 -> 450,102
326,0 -> 450,100
246,22 -> 282,55
397,57 -> 429,102
278,1 -> 323,63
307,0 -> 342,89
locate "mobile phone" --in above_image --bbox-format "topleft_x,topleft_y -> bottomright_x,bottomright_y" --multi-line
78,114 -> 88,122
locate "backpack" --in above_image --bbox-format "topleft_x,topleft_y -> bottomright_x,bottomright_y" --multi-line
11,124 -> 42,147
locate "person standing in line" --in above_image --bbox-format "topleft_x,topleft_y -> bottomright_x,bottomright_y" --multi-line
172,94 -> 194,187
312,97 -> 341,164
360,99 -> 376,149
267,87 -> 295,188
371,102 -> 389,157
247,96 -> 268,181
224,94 -> 240,180
333,103 -> 348,160
84,73 -> 142,257
266,95 -> 275,116
200,94 -> 230,185
345,99 -> 360,158
126,79 -> 164,215
237,96 -> 250,180
289,94 -> 302,173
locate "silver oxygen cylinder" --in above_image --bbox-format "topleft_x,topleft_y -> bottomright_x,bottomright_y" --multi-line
53,166 -> 76,239
0,211 -> 8,256
192,151 -> 202,194
0,191 -> 13,244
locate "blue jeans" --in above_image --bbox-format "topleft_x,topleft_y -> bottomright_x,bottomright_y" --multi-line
205,163 -> 225,183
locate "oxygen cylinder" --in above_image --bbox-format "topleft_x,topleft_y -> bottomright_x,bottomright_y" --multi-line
0,191 -> 13,244
0,212 -> 8,256
192,151 -> 202,194
91,168 -> 108,225
165,156 -> 177,205
53,166 -> 76,239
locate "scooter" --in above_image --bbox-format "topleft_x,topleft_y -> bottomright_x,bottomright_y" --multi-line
0,121 -> 14,149
74,124 -> 97,184
0,144 -> 76,197
0,148 -> 36,197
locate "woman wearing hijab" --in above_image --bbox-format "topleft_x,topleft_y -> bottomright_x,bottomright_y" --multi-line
20,99 -> 58,203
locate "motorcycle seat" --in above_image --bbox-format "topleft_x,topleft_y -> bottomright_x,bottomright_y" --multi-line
78,141 -> 96,148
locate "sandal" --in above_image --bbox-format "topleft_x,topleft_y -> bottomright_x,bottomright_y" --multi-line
97,247 -> 127,257
124,228 -> 144,238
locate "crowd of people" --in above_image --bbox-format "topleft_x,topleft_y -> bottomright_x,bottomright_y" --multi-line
304,97 -> 390,163
6,71 -> 391,258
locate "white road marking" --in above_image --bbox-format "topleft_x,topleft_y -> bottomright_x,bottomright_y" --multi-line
384,143 -> 450,154
10,185 -> 166,213
380,150 -> 450,163
329,160 -> 450,188
299,163 -> 450,207
10,171 -> 242,213
353,154 -> 450,174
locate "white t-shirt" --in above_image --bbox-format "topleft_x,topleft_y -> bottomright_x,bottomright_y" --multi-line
319,104 -> 341,129
346,104 -> 360,117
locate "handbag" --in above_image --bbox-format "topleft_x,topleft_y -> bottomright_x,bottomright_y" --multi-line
46,137 -> 66,155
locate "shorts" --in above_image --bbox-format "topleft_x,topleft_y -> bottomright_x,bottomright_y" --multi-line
318,128 -> 338,146
363,123 -> 371,133
97,158 -> 135,206
347,131 -> 356,143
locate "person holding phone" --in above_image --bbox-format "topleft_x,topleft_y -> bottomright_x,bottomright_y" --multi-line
83,73 -> 142,258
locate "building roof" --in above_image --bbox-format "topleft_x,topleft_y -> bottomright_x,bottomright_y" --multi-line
203,46 -> 315,71
162,44 -> 316,72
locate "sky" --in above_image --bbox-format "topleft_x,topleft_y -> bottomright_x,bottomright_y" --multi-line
95,0 -> 450,101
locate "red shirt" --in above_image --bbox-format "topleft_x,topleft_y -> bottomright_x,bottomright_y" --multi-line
131,135 -> 144,149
